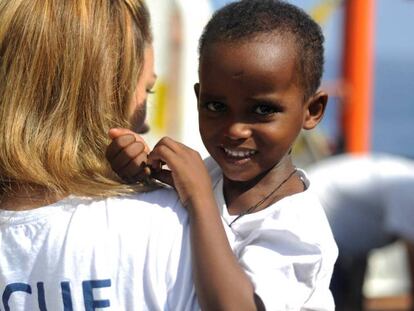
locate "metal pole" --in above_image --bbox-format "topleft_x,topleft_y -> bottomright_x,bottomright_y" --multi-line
342,0 -> 375,153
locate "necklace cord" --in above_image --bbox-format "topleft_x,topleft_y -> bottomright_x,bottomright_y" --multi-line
228,168 -> 297,227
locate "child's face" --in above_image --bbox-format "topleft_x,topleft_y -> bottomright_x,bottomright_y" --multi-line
196,37 -> 315,182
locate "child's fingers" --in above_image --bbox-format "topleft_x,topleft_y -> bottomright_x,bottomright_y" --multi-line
121,158 -> 149,184
147,143 -> 177,170
148,137 -> 183,163
110,141 -> 147,173
108,128 -> 150,153
153,136 -> 187,153
108,128 -> 136,139
106,134 -> 136,161
148,137 -> 197,172
147,138 -> 209,206
147,137 -> 173,169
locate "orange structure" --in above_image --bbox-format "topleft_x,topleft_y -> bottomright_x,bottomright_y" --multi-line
342,0 -> 375,153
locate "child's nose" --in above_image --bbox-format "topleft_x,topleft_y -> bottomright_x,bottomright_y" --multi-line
225,122 -> 252,140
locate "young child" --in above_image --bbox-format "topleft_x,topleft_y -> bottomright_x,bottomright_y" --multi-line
107,0 -> 338,309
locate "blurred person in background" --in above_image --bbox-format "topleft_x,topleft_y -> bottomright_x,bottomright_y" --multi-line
307,153 -> 414,311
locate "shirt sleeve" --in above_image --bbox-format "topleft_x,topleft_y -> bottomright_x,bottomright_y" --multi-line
230,193 -> 337,311
162,194 -> 200,311
115,189 -> 200,311
236,229 -> 334,311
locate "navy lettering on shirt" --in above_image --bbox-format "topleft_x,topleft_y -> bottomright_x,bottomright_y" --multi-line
1,279 -> 111,310
61,281 -> 74,311
2,283 -> 32,311
37,282 -> 47,311
83,279 -> 111,310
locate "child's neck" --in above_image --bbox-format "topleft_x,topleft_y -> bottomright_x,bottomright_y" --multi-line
223,158 -> 302,216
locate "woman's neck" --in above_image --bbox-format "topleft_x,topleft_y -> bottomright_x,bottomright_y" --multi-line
0,183 -> 64,211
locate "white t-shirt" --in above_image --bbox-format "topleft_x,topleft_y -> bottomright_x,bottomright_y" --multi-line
1,160 -> 338,311
0,189 -> 198,311
205,157 -> 338,311
307,153 -> 414,257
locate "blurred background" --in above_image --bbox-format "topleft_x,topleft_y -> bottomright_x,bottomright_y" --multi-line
143,1 -> 414,310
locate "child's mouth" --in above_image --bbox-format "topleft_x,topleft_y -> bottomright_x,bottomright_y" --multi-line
221,147 -> 257,164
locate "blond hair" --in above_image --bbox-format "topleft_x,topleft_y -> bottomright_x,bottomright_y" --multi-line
0,0 -> 152,197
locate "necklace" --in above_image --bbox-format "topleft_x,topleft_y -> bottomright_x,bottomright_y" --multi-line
228,168 -> 297,227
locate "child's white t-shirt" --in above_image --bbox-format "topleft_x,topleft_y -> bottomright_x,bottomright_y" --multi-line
205,157 -> 338,311
0,190 -> 198,311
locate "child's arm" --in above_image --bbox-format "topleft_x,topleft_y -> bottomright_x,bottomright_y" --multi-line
106,131 -> 263,310
147,137 -> 263,311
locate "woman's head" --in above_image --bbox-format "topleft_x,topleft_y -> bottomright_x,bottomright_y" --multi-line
0,0 -> 152,197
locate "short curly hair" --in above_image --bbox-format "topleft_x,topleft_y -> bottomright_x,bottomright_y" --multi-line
199,0 -> 325,99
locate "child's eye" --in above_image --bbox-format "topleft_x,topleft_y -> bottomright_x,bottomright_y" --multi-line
204,101 -> 226,112
146,89 -> 155,94
254,104 -> 278,115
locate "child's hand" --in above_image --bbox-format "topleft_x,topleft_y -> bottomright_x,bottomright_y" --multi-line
106,128 -> 150,183
148,137 -> 213,208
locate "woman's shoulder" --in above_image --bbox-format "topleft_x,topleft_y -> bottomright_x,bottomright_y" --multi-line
106,187 -> 182,210
96,187 -> 187,223
50,190 -> 190,253
48,188 -> 188,234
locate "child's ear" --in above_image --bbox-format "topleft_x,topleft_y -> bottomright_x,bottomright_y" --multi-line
194,83 -> 200,100
303,90 -> 328,130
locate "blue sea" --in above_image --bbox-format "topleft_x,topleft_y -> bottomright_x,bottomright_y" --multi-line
372,58 -> 414,159
320,57 -> 414,159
